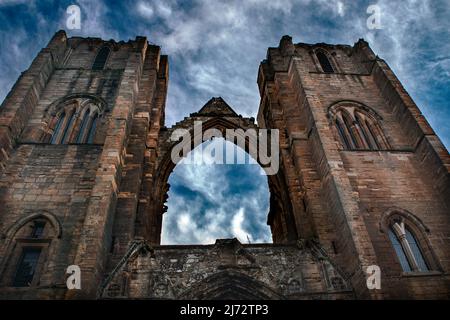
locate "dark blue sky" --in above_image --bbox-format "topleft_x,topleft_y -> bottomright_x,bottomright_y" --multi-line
1,0 -> 449,243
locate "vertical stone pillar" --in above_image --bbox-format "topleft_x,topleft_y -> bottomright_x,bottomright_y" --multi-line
69,37 -> 148,298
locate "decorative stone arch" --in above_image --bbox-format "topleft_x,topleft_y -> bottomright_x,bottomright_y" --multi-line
141,97 -> 299,244
330,104 -> 360,149
2,211 -> 63,241
328,100 -> 390,150
42,93 -> 108,143
178,269 -> 285,300
328,100 -> 383,121
44,93 -> 108,117
379,207 -> 442,272
379,207 -> 429,235
0,211 -> 62,287
311,47 -> 340,73
91,45 -> 112,70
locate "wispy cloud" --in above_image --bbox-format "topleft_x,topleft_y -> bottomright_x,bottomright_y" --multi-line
161,139 -> 271,244
231,208 -> 252,243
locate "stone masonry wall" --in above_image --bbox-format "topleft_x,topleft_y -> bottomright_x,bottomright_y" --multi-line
0,144 -> 101,299
257,36 -> 450,299
102,239 -> 354,300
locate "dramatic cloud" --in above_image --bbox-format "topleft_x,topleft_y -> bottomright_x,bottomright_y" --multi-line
1,0 -> 449,243
161,139 -> 271,244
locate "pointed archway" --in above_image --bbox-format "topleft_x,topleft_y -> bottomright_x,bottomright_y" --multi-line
178,269 -> 285,300
136,97 -> 299,244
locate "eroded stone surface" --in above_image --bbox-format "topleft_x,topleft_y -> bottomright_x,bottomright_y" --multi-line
102,239 -> 353,300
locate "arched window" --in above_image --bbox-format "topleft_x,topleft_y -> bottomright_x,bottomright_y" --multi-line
0,213 -> 61,287
46,95 -> 105,145
388,220 -> 429,272
316,50 -> 334,73
92,46 -> 110,70
329,102 -> 390,151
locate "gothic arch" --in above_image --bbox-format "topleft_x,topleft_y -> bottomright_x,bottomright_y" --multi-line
139,97 -> 299,244
379,207 -> 430,235
328,100 -> 390,150
0,211 -> 62,287
328,100 -> 383,121
42,94 -> 108,144
44,93 -> 108,116
178,270 -> 285,300
379,207 -> 441,272
2,211 -> 62,241
312,48 -> 339,73
92,46 -> 111,70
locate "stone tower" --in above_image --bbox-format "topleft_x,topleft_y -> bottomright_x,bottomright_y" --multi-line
0,31 -> 448,299
0,30 -> 169,299
256,36 -> 450,298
